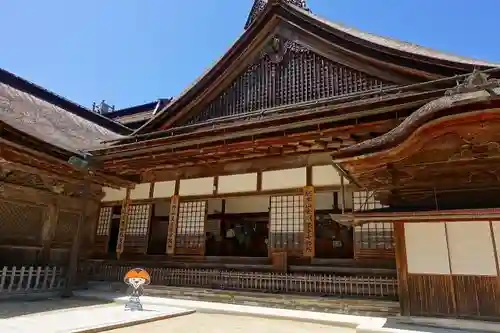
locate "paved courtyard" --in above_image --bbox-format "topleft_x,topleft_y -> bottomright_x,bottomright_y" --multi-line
105,312 -> 355,333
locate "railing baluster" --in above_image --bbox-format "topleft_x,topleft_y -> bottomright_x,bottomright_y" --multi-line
26,266 -> 34,290
7,266 -> 15,293
17,266 -> 25,291
0,266 -> 7,292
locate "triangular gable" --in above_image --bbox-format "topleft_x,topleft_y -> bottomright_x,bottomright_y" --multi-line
136,0 -> 498,134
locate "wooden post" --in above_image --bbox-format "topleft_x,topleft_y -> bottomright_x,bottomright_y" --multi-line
61,179 -> 90,297
40,201 -> 58,264
166,195 -> 179,255
116,188 -> 131,259
303,186 -> 315,257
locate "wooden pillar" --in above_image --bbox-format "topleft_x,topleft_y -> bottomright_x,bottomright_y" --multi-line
116,188 -> 131,259
62,180 -> 90,297
394,222 -> 410,316
303,186 -> 315,258
39,201 -> 58,264
166,195 -> 179,255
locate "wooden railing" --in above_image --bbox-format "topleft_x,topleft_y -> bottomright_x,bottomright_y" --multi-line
84,261 -> 397,299
0,266 -> 66,298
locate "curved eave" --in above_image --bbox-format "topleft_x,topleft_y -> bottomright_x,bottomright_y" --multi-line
332,86 -> 500,164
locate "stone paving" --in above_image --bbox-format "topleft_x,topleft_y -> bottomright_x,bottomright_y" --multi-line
105,313 -> 356,333
0,298 -> 194,333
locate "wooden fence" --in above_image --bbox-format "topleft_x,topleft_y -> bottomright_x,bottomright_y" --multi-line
84,261 -> 397,299
0,266 -> 66,298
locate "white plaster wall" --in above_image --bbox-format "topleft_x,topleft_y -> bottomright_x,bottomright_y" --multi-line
312,165 -> 341,186
218,173 -> 257,194
101,187 -> 126,202
129,183 -> 151,200
179,177 -> 214,196
491,221 -> 500,272
447,221 -> 497,276
225,195 -> 269,214
405,222 -> 450,275
262,168 -> 306,190
316,192 -> 335,210
153,181 -> 176,198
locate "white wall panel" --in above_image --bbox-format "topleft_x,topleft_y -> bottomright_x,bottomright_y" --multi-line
101,187 -> 126,202
129,183 -> 151,200
207,198 -> 223,214
447,222 -> 497,276
179,177 -> 214,196
225,196 -> 269,214
491,221 -> 500,272
262,168 -> 306,190
405,223 -> 450,275
316,192 -> 335,210
218,173 -> 257,194
152,181 -> 176,198
312,165 -> 341,186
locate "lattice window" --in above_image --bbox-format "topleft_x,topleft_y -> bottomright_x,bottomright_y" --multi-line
0,200 -> 44,244
269,195 -> 304,251
54,211 -> 80,246
355,222 -> 394,249
353,191 -> 387,212
125,204 -> 151,236
186,48 -> 390,125
176,201 -> 207,249
96,207 -> 113,236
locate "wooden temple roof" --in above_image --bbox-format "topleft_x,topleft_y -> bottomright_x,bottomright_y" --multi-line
107,98 -> 172,129
132,0 -> 499,135
0,68 -> 130,154
331,71 -> 500,208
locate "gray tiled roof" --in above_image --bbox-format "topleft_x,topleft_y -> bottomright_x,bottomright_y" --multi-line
0,82 -> 122,154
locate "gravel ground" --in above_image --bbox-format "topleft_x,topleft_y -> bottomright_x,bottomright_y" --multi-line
105,312 -> 355,333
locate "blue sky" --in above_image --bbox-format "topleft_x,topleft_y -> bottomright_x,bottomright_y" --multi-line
1,0 -> 499,109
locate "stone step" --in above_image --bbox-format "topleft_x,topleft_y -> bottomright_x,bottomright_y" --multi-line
87,281 -> 401,317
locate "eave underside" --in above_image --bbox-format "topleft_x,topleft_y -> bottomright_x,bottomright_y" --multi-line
333,83 -> 500,209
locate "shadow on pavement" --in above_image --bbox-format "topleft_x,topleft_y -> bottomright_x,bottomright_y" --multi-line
0,297 -> 114,319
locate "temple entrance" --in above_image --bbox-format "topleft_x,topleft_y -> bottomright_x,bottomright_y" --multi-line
107,206 -> 121,254
205,196 -> 269,257
147,202 -> 170,254
314,192 -> 354,259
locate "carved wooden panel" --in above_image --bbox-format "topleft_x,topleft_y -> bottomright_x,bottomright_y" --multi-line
185,47 -> 391,125
53,210 -> 80,248
302,186 -> 315,257
0,199 -> 45,246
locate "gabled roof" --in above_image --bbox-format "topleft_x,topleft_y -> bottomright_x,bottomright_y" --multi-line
106,98 -> 172,128
0,68 -> 129,154
132,0 -> 499,136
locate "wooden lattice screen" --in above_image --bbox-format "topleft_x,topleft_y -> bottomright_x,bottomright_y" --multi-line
52,210 -> 80,248
123,204 -> 152,254
186,48 -> 391,125
352,191 -> 394,260
0,199 -> 45,246
269,195 -> 304,256
93,206 -> 113,253
175,200 -> 207,255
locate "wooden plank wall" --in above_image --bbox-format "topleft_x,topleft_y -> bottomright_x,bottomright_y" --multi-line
395,221 -> 500,319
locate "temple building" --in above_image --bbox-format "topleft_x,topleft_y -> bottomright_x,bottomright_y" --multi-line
1,0 -> 500,320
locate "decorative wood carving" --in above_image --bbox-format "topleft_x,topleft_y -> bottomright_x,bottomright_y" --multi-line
302,186 -> 315,257
185,45 -> 391,125
166,195 -> 179,255
116,188 -> 131,258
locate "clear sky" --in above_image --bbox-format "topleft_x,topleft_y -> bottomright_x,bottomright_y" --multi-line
1,0 -> 499,109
